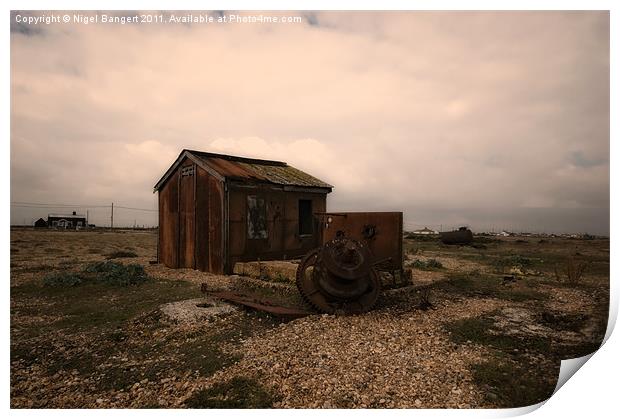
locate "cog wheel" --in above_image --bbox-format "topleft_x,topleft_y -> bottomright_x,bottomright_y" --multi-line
296,239 -> 381,315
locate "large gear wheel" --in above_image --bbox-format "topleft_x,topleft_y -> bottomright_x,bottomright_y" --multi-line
296,238 -> 381,315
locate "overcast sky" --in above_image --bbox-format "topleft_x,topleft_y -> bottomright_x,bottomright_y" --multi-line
10,11 -> 609,234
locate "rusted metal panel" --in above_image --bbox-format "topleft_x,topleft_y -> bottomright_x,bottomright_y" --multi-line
158,170 -> 179,268
227,186 -> 326,266
154,149 -> 333,192
195,166 -> 211,272
178,163 -> 196,268
208,176 -> 224,274
202,288 -> 312,318
267,192 -> 286,254
237,162 -> 332,189
204,156 -> 265,181
227,188 -> 247,259
283,193 -> 325,254
296,238 -> 381,314
319,212 -> 403,272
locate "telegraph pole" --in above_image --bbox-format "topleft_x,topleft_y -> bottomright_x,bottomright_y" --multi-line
111,202 -> 114,231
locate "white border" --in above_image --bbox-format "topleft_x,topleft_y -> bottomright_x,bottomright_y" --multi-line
4,1 -> 616,418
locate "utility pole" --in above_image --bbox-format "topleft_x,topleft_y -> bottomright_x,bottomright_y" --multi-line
86,210 -> 89,228
111,203 -> 114,231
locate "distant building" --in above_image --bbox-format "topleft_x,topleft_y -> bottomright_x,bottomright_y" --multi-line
48,211 -> 87,229
412,227 -> 438,235
33,218 -> 48,228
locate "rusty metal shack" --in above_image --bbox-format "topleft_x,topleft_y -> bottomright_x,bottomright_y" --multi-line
153,149 -> 333,274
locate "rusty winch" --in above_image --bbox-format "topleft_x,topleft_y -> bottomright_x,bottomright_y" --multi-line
295,237 -> 381,314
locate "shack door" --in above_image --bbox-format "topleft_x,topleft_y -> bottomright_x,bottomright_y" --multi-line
178,164 -> 196,268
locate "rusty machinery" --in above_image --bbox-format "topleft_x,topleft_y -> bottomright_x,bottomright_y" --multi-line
295,212 -> 408,315
296,237 -> 382,314
204,212 -> 408,317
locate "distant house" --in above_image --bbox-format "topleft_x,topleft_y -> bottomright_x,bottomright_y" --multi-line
33,218 -> 48,228
412,227 -> 438,235
48,212 -> 87,229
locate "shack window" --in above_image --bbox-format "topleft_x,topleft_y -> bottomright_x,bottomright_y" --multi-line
298,199 -> 313,236
247,195 -> 268,239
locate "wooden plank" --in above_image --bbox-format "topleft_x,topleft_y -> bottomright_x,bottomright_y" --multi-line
208,176 -> 224,274
178,163 -> 196,268
195,165 -> 210,272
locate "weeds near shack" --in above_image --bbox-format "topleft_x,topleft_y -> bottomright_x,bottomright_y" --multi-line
84,261 -> 149,286
43,261 -> 149,287
106,250 -> 139,259
411,259 -> 443,270
43,272 -> 84,287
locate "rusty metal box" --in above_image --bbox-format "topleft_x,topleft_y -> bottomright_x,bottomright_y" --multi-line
318,212 -> 403,272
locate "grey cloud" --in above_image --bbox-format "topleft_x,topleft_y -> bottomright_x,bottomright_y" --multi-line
10,11 -> 44,36
10,11 -> 609,234
570,151 -> 608,168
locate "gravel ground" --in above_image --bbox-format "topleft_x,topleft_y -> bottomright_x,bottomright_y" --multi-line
188,297 -> 504,408
10,230 -> 610,409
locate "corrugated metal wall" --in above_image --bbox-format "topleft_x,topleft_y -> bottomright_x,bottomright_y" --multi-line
320,212 -> 404,272
158,170 -> 179,268
158,157 -> 328,274
158,158 -> 225,273
227,185 -> 326,267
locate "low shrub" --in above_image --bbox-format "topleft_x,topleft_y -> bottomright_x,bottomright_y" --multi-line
554,258 -> 590,284
493,255 -> 535,273
43,272 -> 84,287
43,262 -> 149,287
411,259 -> 443,270
106,250 -> 139,259
84,261 -> 149,286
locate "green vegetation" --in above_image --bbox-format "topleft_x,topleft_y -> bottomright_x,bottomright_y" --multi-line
492,255 -> 535,273
259,272 -> 293,284
186,377 -> 277,408
43,261 -> 149,287
11,277 -> 282,399
445,315 -> 550,353
554,258 -> 591,284
84,261 -> 149,286
445,314 -> 555,407
411,259 -> 444,270
445,309 -> 606,408
471,357 -> 555,407
431,272 -> 547,302
106,250 -> 139,259
43,272 -> 84,287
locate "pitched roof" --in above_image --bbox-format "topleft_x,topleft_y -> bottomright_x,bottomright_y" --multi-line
154,149 -> 333,192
